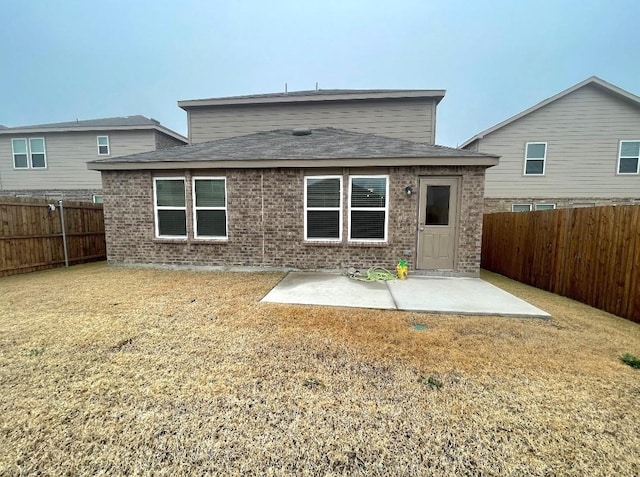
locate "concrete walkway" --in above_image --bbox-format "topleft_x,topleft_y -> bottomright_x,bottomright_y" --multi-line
261,272 -> 550,318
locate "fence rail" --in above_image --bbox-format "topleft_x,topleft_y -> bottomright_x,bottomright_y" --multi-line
482,205 -> 640,323
0,197 -> 106,277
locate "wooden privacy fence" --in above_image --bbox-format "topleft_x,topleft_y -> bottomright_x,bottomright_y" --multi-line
0,196 -> 106,277
482,206 -> 640,323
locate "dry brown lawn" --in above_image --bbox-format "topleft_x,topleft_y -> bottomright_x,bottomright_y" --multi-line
1,263 -> 639,476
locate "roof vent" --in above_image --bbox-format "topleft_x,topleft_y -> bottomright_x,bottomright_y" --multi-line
292,128 -> 312,136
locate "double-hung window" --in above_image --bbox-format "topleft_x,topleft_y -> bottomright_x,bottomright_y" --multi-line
97,136 -> 110,155
349,175 -> 388,241
524,142 -> 546,175
618,141 -> 640,174
305,176 -> 342,241
193,177 -> 227,239
12,138 -> 47,169
153,178 -> 187,238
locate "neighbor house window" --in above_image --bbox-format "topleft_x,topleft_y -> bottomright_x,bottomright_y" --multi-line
305,176 -> 342,241
524,142 -> 546,175
535,203 -> 556,211
153,178 -> 187,238
92,195 -> 104,204
12,138 -> 46,169
618,141 -> 640,174
193,177 -> 227,239
349,175 -> 388,241
512,204 -> 532,212
97,136 -> 110,155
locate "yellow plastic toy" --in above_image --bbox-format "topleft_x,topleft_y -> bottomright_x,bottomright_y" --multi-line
396,260 -> 408,280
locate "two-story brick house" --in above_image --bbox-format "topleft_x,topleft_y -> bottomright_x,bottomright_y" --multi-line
89,89 -> 498,276
0,115 -> 187,202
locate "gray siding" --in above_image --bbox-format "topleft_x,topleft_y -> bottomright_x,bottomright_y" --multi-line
0,130 -> 156,190
188,99 -> 437,144
475,84 -> 640,198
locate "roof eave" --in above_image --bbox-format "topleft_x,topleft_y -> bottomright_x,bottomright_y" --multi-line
178,90 -> 446,109
459,76 -> 640,148
0,124 -> 187,143
87,156 -> 498,171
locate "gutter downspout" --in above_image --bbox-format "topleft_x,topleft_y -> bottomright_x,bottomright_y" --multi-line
58,200 -> 69,267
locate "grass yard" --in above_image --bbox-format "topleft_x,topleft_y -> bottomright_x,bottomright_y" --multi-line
1,263 -> 639,476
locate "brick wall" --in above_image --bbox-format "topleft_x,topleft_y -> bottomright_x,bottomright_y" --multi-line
0,188 -> 102,202
101,165 -> 486,275
485,197 -> 640,213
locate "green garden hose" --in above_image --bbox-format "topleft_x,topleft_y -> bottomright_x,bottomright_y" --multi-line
347,267 -> 396,282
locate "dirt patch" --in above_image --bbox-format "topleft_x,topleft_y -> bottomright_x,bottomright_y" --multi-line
0,263 -> 639,475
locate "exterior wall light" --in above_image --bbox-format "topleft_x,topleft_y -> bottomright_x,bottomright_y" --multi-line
405,186 -> 414,196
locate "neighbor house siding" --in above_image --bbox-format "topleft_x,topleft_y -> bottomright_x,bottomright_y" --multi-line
188,99 -> 437,144
101,166 -> 485,275
476,84 -> 640,199
0,130 -> 156,191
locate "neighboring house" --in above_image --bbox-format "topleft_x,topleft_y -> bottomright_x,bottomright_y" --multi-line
461,76 -> 640,212
178,89 -> 445,144
0,115 -> 187,202
88,127 -> 498,276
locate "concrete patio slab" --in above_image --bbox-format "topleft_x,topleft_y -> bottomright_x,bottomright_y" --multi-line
261,272 -> 396,309
261,272 -> 550,318
387,277 -> 550,317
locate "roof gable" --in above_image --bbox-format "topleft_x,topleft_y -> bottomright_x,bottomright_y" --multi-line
460,76 -> 640,148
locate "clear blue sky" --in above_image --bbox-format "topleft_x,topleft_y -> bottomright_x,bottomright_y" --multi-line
1,0 -> 638,146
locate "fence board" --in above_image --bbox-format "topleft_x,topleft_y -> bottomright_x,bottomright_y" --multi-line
0,197 -> 106,277
482,205 -> 640,323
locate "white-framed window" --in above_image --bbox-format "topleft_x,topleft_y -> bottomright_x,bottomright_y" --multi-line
304,175 -> 342,241
349,175 -> 389,242
192,177 -> 227,239
153,178 -> 187,238
535,203 -> 556,211
618,140 -> 640,174
97,136 -> 110,156
92,194 -> 104,204
524,142 -> 546,175
512,204 -> 532,212
12,138 -> 47,169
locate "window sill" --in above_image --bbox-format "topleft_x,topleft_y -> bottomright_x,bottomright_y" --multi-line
304,240 -> 389,248
191,238 -> 229,244
304,240 -> 343,247
153,238 -> 188,244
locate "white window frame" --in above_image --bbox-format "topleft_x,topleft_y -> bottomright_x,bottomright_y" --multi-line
617,140 -> 640,175
348,175 -> 389,243
11,138 -> 29,169
97,136 -> 110,156
153,177 -> 187,239
12,138 -> 47,169
28,137 -> 47,168
192,176 -> 228,240
304,175 -> 342,242
92,194 -> 104,204
523,142 -> 547,176
535,203 -> 556,211
511,203 -> 532,212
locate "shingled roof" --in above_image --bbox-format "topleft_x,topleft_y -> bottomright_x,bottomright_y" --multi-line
0,115 -> 187,142
88,128 -> 498,171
